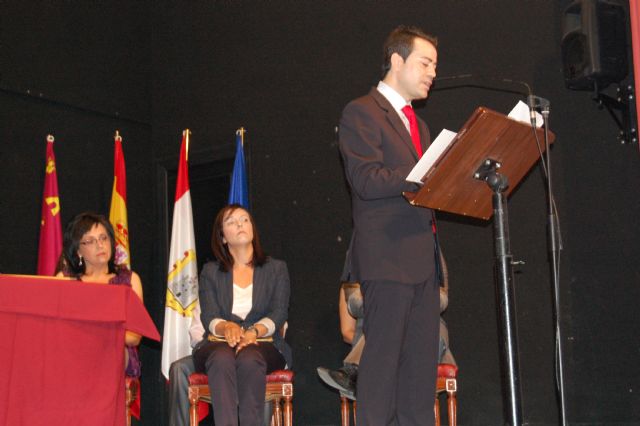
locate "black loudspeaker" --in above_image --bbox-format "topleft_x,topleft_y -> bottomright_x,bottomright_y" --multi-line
561,0 -> 629,91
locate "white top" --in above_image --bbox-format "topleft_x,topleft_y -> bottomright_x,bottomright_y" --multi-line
377,80 -> 412,133
210,283 -> 276,337
232,283 -> 253,320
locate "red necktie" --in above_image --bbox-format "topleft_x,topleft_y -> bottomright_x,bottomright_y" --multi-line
402,106 -> 441,281
401,105 -> 423,158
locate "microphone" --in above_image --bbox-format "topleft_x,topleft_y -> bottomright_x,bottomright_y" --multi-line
432,74 -> 552,185
527,95 -> 537,126
433,73 -> 548,126
432,74 -> 532,98
526,95 -> 551,126
527,95 -> 551,111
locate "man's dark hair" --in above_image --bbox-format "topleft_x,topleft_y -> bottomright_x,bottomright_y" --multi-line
381,25 -> 438,79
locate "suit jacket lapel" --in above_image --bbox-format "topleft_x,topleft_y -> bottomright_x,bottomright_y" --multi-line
220,268 -> 233,317
369,88 -> 419,161
418,121 -> 430,153
248,265 -> 264,319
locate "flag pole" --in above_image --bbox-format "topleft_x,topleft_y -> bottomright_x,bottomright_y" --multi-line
184,129 -> 191,161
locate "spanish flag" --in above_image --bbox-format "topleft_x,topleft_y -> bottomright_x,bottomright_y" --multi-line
109,131 -> 130,269
37,135 -> 62,276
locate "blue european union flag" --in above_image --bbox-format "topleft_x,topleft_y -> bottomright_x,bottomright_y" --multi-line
228,131 -> 249,209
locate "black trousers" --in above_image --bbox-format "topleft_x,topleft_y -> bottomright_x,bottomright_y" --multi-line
193,341 -> 285,426
356,276 -> 440,426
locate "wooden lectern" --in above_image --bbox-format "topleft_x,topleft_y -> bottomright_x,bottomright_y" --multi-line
405,107 -> 555,426
404,106 -> 554,219
0,275 -> 161,426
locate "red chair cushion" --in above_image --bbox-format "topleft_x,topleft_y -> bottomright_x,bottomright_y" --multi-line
267,369 -> 294,382
189,370 -> 294,386
437,363 -> 458,378
188,373 -> 209,386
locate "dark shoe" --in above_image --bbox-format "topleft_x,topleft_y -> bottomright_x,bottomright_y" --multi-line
317,364 -> 358,395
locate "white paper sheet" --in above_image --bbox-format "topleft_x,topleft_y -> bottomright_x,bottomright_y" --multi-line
508,100 -> 543,128
406,129 -> 457,183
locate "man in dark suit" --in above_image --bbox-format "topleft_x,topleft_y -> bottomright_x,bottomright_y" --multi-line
338,25 -> 440,425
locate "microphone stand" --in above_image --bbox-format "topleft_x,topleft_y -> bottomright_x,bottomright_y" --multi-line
486,169 -> 523,426
540,107 -> 568,426
434,77 -> 568,424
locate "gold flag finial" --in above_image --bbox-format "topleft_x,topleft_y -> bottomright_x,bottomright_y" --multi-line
46,134 -> 54,143
115,130 -> 122,142
236,127 -> 246,146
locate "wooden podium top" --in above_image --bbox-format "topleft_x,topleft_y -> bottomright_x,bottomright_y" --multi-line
405,107 -> 555,220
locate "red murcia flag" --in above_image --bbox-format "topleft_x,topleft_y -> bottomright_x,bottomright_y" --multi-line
37,135 -> 63,276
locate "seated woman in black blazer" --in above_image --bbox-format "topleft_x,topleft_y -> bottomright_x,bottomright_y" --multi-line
193,204 -> 291,426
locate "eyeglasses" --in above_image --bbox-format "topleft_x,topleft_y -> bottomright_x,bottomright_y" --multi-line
223,216 -> 250,228
80,234 -> 110,248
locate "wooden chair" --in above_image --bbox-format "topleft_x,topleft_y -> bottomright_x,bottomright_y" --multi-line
339,390 -> 356,426
434,363 -> 458,426
338,363 -> 458,426
125,376 -> 140,426
188,369 -> 294,426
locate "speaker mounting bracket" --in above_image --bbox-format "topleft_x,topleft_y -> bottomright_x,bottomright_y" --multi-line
592,81 -> 637,145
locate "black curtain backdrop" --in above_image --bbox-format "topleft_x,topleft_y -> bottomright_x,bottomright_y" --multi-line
2,1 -> 639,425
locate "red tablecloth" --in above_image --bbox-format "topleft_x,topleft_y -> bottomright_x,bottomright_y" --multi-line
0,275 -> 160,426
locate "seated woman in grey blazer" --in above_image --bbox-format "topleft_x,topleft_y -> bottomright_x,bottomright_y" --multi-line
193,204 -> 291,426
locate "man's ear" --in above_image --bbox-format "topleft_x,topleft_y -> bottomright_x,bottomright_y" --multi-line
390,52 -> 404,70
